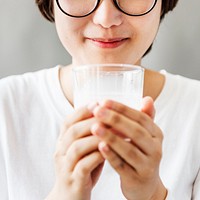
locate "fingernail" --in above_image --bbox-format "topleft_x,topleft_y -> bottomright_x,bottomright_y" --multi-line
91,124 -> 105,136
99,142 -> 109,152
98,99 -> 107,106
99,99 -> 113,108
93,107 -> 107,117
87,102 -> 98,112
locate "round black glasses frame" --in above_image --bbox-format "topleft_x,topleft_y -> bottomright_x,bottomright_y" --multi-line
56,0 -> 158,18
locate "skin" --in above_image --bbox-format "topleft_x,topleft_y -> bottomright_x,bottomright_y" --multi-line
46,0 -> 167,199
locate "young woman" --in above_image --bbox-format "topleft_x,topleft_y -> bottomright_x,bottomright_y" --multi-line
1,0 -> 200,199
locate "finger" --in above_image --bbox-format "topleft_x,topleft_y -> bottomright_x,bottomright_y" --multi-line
98,142 -> 135,178
92,106 -> 151,139
57,117 -> 97,155
141,96 -> 155,119
65,136 -> 100,171
92,105 -> 161,139
59,105 -> 95,139
91,123 -> 150,164
74,151 -> 105,180
98,99 -> 156,133
91,162 -> 105,186
99,132 -> 161,180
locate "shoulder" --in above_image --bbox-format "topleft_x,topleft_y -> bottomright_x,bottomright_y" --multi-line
0,67 -> 58,107
164,71 -> 200,100
0,68 -> 46,89
0,67 -> 57,94
163,72 -> 200,122
157,71 -> 200,118
163,70 -> 200,87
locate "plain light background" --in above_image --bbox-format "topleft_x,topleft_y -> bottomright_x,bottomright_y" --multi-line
0,0 -> 200,79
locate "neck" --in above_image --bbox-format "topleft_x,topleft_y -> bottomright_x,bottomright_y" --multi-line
143,68 -> 165,100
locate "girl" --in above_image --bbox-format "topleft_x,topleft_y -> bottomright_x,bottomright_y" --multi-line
1,0 -> 200,199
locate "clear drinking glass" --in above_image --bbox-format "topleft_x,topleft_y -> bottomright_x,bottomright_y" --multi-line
73,64 -> 144,109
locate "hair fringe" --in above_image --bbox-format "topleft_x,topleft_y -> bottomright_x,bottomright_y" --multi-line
35,0 -> 54,22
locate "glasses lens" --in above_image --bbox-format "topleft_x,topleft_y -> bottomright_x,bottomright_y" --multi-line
116,0 -> 156,15
58,0 -> 97,17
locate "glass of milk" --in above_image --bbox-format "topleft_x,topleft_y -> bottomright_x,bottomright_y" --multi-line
73,64 -> 144,109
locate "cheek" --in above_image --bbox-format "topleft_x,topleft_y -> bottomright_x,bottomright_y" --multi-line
55,16 -> 84,54
54,2 -> 85,50
134,3 -> 161,46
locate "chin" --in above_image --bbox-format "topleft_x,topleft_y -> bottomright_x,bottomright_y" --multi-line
77,56 -> 138,65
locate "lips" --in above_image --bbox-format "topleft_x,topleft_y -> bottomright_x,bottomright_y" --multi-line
87,37 -> 128,48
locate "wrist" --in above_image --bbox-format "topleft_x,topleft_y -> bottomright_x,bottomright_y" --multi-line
45,185 -> 70,200
45,183 -> 91,200
150,179 -> 167,200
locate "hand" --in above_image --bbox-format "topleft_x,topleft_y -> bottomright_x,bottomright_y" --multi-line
46,106 -> 105,200
90,97 -> 167,200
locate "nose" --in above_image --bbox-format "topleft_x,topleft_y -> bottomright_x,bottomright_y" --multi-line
92,0 -> 123,28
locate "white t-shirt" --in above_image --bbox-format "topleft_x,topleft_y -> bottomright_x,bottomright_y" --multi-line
0,66 -> 200,200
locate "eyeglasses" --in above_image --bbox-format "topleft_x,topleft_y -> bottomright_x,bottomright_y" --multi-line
56,0 -> 158,18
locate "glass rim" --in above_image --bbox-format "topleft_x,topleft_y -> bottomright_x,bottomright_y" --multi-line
72,63 -> 144,72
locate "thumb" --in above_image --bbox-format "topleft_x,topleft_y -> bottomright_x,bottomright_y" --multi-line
141,96 -> 155,120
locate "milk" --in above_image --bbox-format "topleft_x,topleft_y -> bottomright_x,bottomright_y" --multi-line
74,74 -> 142,109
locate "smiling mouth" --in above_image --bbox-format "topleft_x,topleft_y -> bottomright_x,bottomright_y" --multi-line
87,38 -> 128,48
